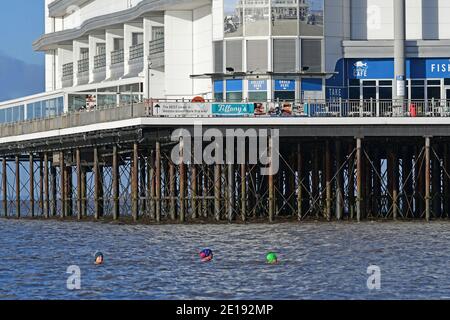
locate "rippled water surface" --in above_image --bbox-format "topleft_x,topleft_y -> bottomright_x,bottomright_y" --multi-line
0,219 -> 450,300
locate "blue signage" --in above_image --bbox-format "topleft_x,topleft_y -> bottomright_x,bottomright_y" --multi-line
226,79 -> 243,92
212,103 -> 255,116
346,58 -> 450,80
214,80 -> 224,93
275,80 -> 295,91
301,78 -> 322,91
248,80 -> 267,92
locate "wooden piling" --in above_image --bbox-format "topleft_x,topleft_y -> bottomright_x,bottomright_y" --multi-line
15,155 -> 20,218
112,146 -> 120,220
50,160 -> 57,217
147,150 -> 155,219
60,151 -> 66,218
356,138 -> 362,222
2,158 -> 7,217
43,153 -> 49,218
325,141 -> 332,221
179,138 -> 186,223
169,160 -> 176,220
241,163 -> 246,222
155,141 -> 161,222
268,135 -> 274,223
297,144 -> 303,221
214,163 -> 221,221
228,163 -> 234,222
191,163 -> 198,220
93,147 -> 101,220
132,143 -> 139,221
29,154 -> 35,218
425,137 -> 431,221
39,155 -> 44,216
76,149 -> 82,220
335,140 -> 343,220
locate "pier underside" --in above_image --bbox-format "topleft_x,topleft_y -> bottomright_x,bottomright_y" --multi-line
0,122 -> 449,222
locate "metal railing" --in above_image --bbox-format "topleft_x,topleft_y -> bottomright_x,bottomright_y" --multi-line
77,58 -> 89,74
111,49 -> 124,65
129,43 -> 144,60
62,63 -> 73,78
149,38 -> 164,56
94,54 -> 106,69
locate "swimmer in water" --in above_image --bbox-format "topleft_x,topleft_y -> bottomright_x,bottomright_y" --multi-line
95,252 -> 104,265
266,252 -> 278,264
200,249 -> 213,262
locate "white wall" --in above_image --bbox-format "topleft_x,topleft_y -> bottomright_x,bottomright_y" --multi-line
62,0 -> 143,30
193,5 -> 213,98
165,11 -> 194,98
325,0 -> 350,72
351,0 -> 394,40
143,16 -> 165,98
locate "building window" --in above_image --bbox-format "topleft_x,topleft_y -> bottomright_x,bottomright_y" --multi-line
274,79 -> 296,101
427,79 -> 441,100
378,80 -> 393,100
245,0 -> 270,36
272,0 -> 299,36
301,39 -> 322,73
273,39 -> 296,73
114,38 -> 124,51
214,80 -> 224,101
132,33 -> 144,46
248,79 -> 268,101
247,40 -> 268,73
348,79 -> 360,100
410,80 -> 425,100
226,79 -> 243,102
225,40 -> 243,72
300,0 -> 324,36
224,0 -> 243,37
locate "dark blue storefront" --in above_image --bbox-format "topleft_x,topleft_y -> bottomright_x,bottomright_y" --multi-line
326,58 -> 450,101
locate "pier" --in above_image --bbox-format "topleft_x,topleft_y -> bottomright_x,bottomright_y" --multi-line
1,100 -> 450,223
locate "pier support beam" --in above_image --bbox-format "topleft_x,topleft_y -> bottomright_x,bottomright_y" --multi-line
325,141 -> 332,221
15,155 -> 20,218
50,160 -> 57,217
2,158 -> 7,217
147,150 -> 155,220
356,138 -> 363,222
214,163 -> 221,221
60,151 -> 66,218
335,140 -> 343,220
132,143 -> 139,221
112,146 -> 120,220
169,160 -> 176,221
76,149 -> 82,220
179,138 -> 186,223
228,163 -> 235,222
29,154 -> 35,218
39,155 -> 44,216
93,148 -> 102,219
43,153 -> 49,218
155,141 -> 161,222
241,163 -> 246,222
425,137 -> 431,221
191,164 -> 198,220
297,144 -> 303,220
268,136 -> 274,223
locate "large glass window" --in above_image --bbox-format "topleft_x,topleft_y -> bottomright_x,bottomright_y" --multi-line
427,79 -> 441,100
214,41 -> 224,73
348,79 -> 360,100
248,79 -> 268,101
300,0 -> 324,36
226,79 -> 243,102
245,0 -> 270,36
301,39 -> 322,72
411,80 -> 425,100
247,40 -> 268,72
273,39 -> 296,73
214,80 -> 224,101
225,40 -> 243,72
274,79 -> 296,101
0,109 -> 5,123
224,0 -> 244,37
272,0 -> 299,36
379,80 -> 392,100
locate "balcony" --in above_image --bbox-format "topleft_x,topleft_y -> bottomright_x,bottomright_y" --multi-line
129,43 -> 144,61
61,62 -> 74,88
148,38 -> 164,69
111,49 -> 124,65
77,58 -> 89,74
94,54 -> 106,69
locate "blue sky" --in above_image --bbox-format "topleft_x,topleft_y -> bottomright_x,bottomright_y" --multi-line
0,0 -> 45,102
0,0 -> 45,66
